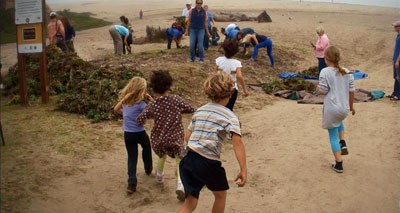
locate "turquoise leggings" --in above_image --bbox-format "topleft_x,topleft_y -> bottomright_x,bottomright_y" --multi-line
328,122 -> 344,152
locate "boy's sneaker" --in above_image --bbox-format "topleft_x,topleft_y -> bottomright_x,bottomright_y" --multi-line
145,170 -> 152,176
331,161 -> 343,173
176,180 -> 185,201
126,184 -> 136,194
156,170 -> 164,184
199,60 -> 204,64
340,140 -> 349,155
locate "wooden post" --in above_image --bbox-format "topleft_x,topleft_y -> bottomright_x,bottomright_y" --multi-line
39,0 -> 48,104
17,54 -> 28,105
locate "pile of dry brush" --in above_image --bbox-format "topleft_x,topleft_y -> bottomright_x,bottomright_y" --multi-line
3,46 -> 142,122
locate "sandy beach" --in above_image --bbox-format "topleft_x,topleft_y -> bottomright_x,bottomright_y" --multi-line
1,0 -> 400,212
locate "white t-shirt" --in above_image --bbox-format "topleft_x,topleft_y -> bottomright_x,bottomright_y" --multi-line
182,7 -> 194,18
216,56 -> 242,89
319,67 -> 355,129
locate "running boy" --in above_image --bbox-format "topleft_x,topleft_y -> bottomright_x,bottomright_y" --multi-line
178,71 -> 247,213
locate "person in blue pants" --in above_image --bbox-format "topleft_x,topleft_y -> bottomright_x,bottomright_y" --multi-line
245,33 -> 274,67
203,5 -> 215,50
166,22 -> 185,49
210,27 -> 220,46
185,0 -> 211,62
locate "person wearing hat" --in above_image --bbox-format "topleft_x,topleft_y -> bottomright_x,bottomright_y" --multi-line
182,1 -> 193,18
47,12 -> 65,47
390,20 -> 400,101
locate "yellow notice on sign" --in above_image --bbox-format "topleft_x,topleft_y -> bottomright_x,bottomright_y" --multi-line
17,23 -> 43,53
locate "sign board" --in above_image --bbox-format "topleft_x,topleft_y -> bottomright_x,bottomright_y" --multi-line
15,0 -> 43,25
17,24 -> 43,53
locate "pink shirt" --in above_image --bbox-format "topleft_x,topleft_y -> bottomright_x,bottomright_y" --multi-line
47,19 -> 65,45
315,34 -> 329,58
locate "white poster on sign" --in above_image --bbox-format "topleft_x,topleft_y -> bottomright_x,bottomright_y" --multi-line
15,0 -> 43,25
18,44 -> 43,53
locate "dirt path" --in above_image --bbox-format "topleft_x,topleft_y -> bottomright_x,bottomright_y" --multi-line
26,94 -> 400,212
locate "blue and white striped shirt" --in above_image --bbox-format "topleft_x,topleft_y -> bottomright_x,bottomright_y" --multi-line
187,103 -> 241,161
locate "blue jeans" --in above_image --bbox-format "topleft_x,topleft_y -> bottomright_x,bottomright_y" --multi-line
190,28 -> 205,61
124,131 -> 153,185
211,36 -> 220,46
328,122 -> 344,152
318,58 -> 327,76
392,64 -> 400,97
251,38 -> 274,66
166,28 -> 173,49
203,26 -> 211,49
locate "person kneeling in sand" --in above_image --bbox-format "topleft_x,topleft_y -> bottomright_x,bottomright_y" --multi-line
178,71 -> 247,213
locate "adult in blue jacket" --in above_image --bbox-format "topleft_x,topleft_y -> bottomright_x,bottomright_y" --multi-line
185,0 -> 211,63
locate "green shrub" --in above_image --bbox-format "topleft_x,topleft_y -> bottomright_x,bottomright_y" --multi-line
4,46 -> 142,122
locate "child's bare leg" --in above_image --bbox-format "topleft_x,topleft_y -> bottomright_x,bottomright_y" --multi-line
179,195 -> 198,213
176,157 -> 182,180
339,130 -> 344,141
212,190 -> 227,213
333,151 -> 342,162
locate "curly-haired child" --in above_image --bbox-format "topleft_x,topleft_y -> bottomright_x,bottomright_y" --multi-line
137,70 -> 195,201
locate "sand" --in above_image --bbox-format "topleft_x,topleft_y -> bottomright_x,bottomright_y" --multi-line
1,0 -> 400,212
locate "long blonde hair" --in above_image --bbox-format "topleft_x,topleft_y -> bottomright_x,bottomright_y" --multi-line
324,46 -> 346,75
118,77 -> 147,106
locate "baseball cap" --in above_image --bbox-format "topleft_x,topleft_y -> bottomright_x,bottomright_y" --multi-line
49,12 -> 57,17
392,20 -> 400,27
186,1 -> 191,5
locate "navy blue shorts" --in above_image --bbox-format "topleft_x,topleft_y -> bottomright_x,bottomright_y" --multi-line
179,151 -> 229,199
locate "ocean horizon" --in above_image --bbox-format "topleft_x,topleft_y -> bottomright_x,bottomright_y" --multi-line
47,0 -> 399,8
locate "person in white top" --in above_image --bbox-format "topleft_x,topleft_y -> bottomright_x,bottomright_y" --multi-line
213,39 -> 249,111
182,1 -> 193,18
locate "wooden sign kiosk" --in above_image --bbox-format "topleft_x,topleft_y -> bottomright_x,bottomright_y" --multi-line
15,0 -> 48,105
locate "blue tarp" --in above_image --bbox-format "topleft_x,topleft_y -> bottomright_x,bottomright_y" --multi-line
278,70 -> 368,81
353,70 -> 368,80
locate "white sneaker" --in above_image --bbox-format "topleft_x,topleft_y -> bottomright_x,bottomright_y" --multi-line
156,170 -> 164,184
176,180 -> 185,201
